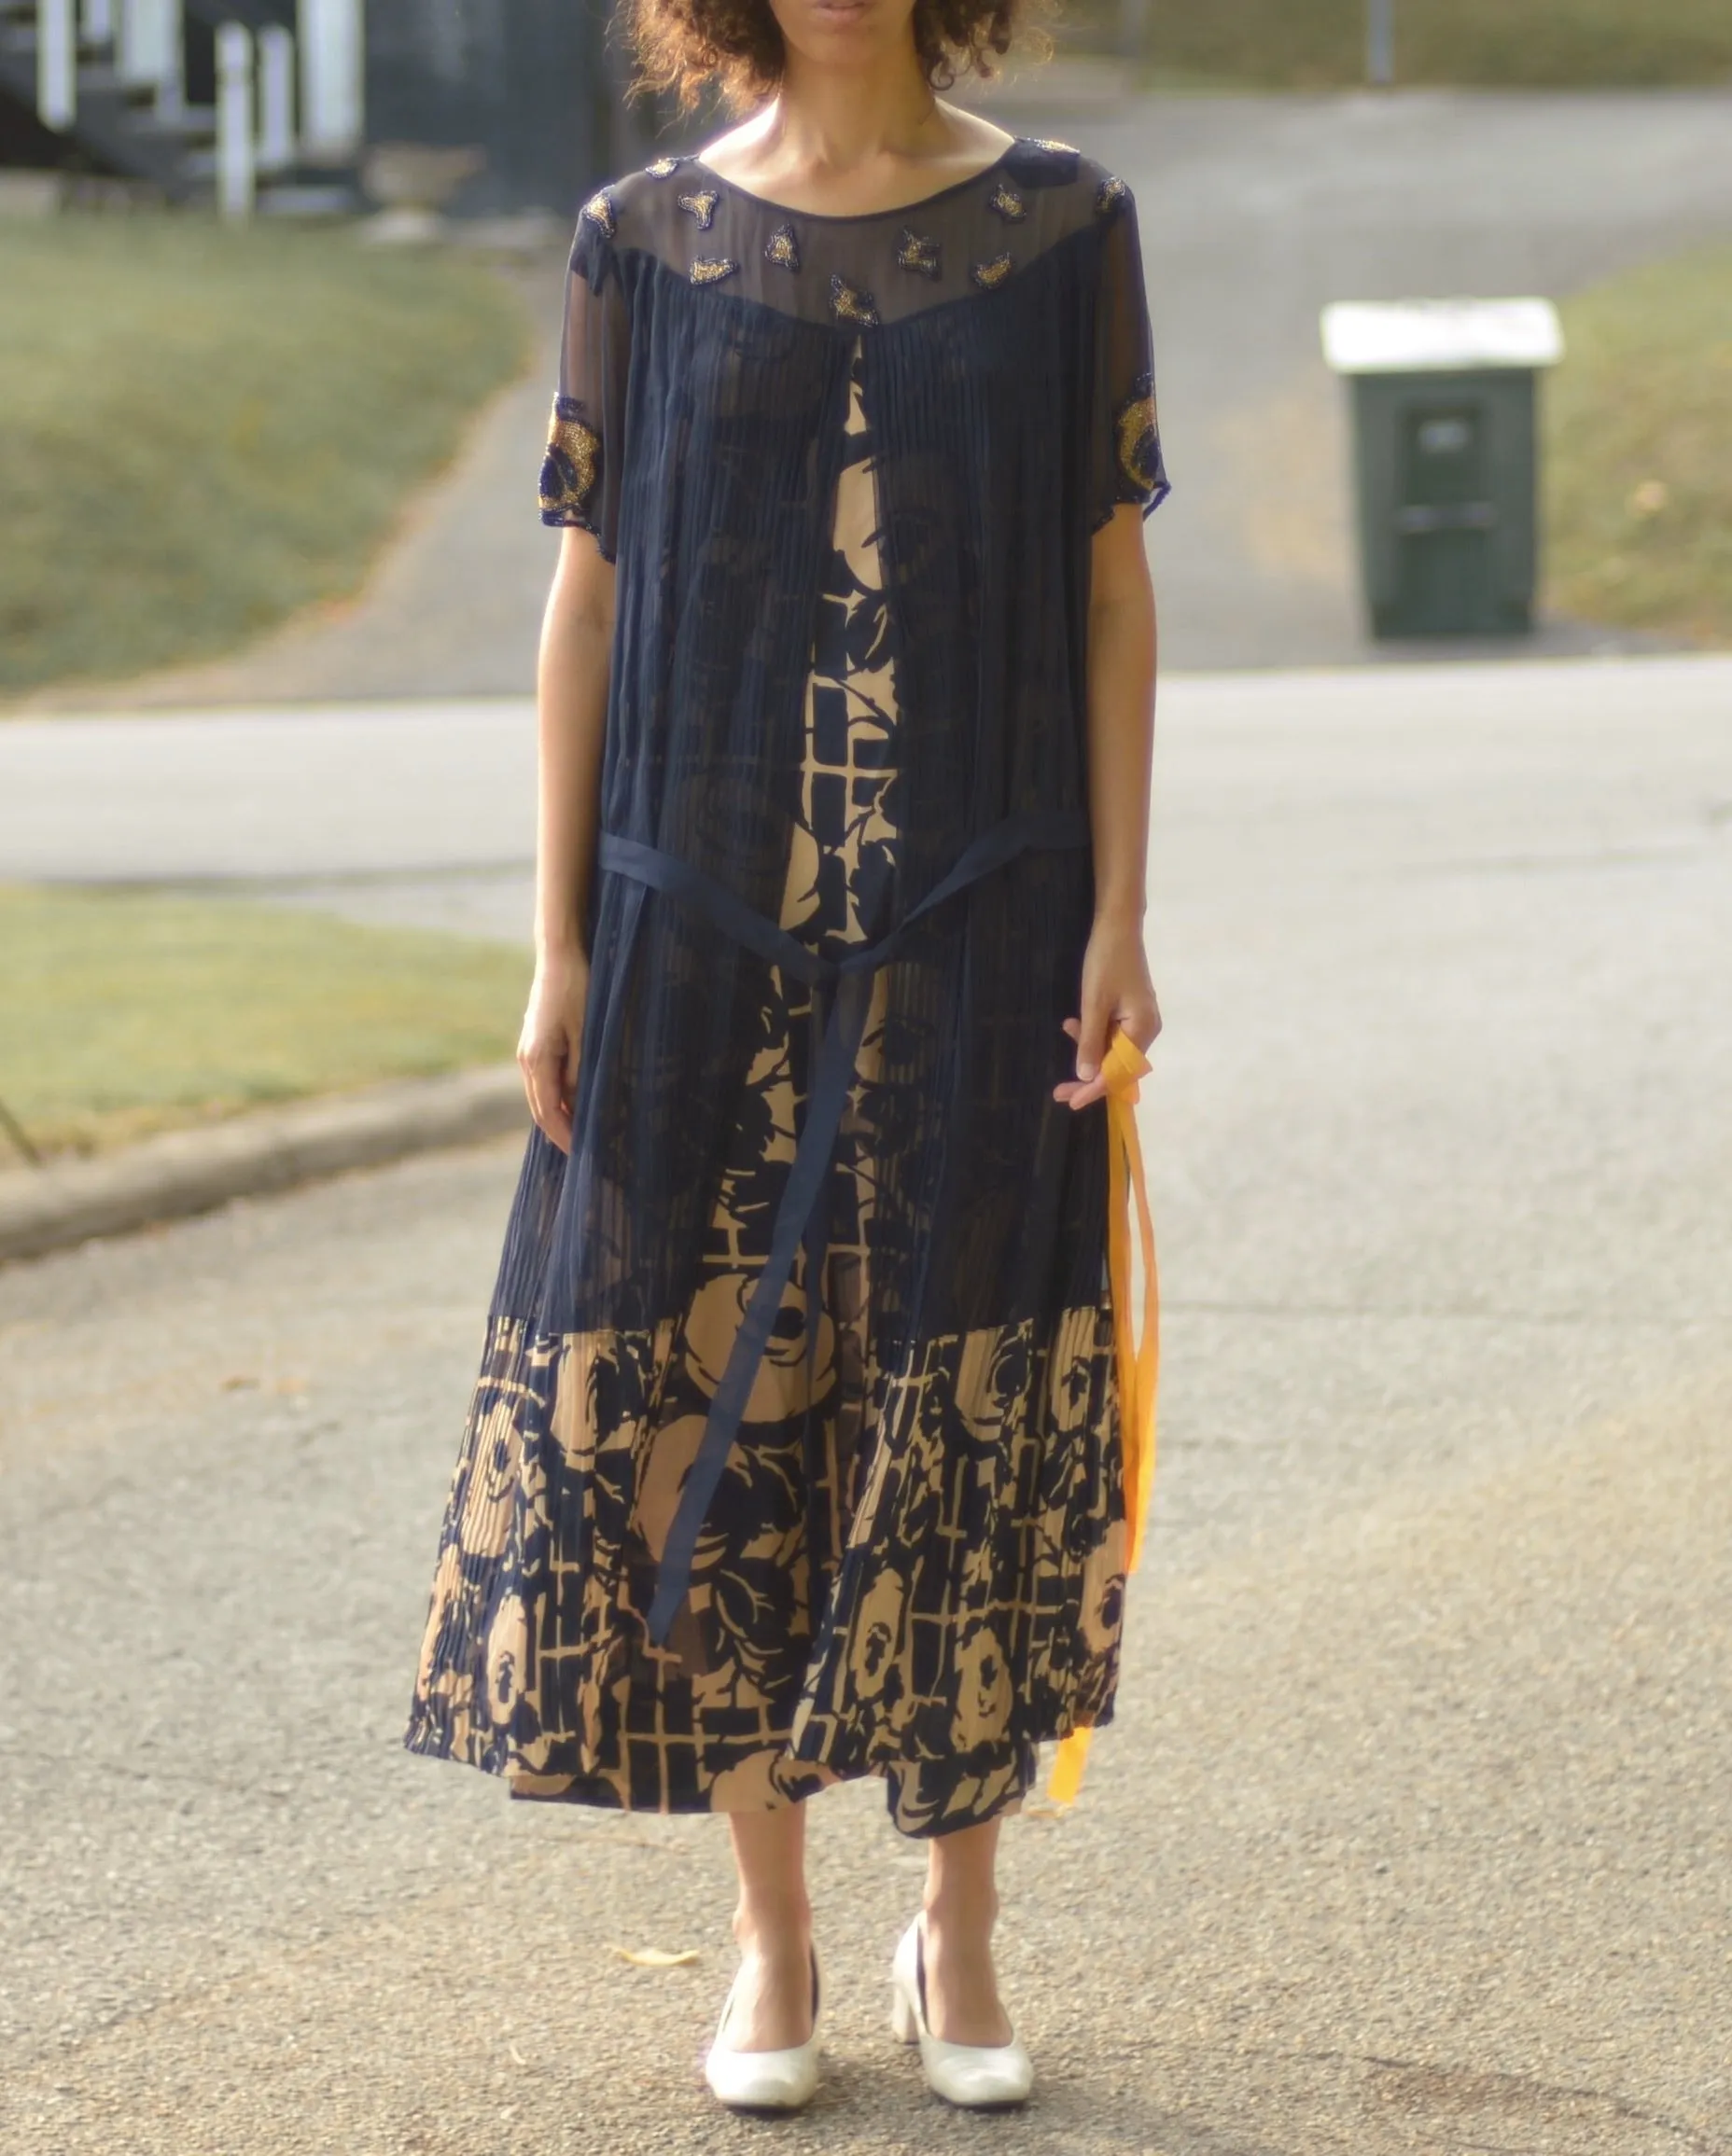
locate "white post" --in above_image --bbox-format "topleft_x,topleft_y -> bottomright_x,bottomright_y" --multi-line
82,0 -> 112,48
118,0 -> 161,86
1367,0 -> 1394,84
257,24 -> 296,173
297,0 -> 362,162
37,0 -> 77,128
154,0 -> 183,119
216,21 -> 256,219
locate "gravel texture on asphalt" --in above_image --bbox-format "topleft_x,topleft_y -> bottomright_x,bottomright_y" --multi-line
1,665 -> 1727,2153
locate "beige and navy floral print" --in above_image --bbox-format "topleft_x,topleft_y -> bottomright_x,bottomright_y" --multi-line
407,338 -> 1127,1838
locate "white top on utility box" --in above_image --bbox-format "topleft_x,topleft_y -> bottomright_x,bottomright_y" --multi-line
1320,298 -> 1564,374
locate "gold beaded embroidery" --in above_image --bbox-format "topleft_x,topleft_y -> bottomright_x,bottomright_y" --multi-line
764,222 -> 801,271
1115,370 -> 1162,496
1096,174 -> 1130,216
987,181 -> 1027,223
538,395 -> 600,520
896,227 -> 942,279
579,188 -> 616,238
690,256 -> 739,285
1027,135 -> 1078,155
677,188 -> 720,229
971,252 -> 1014,291
646,156 -> 679,178
829,271 -> 880,327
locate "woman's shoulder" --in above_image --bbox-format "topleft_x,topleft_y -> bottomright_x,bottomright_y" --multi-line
997,135 -> 1138,214
566,156 -> 714,270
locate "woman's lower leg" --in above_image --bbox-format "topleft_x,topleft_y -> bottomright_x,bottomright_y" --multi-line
724,1802 -> 817,2051
921,1815 -> 1015,2046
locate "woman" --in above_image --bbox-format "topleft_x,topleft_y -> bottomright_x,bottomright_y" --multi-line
403,0 -> 1167,2113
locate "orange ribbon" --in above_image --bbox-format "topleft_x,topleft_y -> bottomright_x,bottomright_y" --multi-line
1046,1027 -> 1159,1808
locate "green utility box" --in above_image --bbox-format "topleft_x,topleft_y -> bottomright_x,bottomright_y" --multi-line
1321,299 -> 1564,640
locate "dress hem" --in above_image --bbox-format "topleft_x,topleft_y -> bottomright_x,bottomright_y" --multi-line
400,1698 -> 1118,1838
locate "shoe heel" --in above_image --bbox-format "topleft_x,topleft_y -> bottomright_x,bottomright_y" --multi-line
889,1982 -> 918,2045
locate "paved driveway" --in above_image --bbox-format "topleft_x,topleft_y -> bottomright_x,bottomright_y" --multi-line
11,89 -> 1728,712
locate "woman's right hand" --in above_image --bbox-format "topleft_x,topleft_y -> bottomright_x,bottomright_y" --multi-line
517,944 -> 590,1154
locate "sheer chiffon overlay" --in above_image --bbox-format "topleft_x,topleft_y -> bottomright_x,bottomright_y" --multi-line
405,133 -> 1170,1836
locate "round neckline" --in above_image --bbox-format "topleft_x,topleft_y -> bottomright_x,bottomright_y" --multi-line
683,139 -> 1022,226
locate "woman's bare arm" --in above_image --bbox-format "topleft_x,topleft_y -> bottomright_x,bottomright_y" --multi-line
1055,502 -> 1162,1111
518,524 -> 616,1150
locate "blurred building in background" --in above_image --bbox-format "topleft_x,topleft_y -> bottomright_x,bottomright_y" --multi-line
0,0 -> 634,216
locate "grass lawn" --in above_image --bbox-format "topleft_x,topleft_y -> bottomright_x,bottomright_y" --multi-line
1543,245 -> 1732,647
0,216 -> 529,697
1071,0 -> 1732,86
0,887 -> 527,1163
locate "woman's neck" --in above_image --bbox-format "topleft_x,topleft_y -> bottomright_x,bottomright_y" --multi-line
698,82 -> 1015,215
745,71 -> 943,169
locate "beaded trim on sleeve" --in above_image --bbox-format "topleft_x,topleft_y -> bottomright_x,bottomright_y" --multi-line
579,188 -> 616,238
538,394 -> 600,525
1114,369 -> 1162,498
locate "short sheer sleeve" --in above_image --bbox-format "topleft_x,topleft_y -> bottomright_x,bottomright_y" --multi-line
538,195 -> 632,560
1090,177 -> 1170,532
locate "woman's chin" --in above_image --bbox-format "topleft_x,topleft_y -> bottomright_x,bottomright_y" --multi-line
793,0 -> 888,54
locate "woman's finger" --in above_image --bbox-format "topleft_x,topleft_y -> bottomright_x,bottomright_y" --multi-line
1054,1017 -> 1109,1109
1114,1002 -> 1158,1054
563,1020 -> 585,1110
521,1042 -> 574,1153
1074,984 -> 1111,1084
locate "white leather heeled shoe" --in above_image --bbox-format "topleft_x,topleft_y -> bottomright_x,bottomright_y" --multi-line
889,1914 -> 1034,2107
703,1941 -> 822,2111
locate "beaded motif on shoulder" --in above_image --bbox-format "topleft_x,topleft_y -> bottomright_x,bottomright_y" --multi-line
987,181 -> 1027,223
1096,174 -> 1130,217
971,251 -> 1015,291
830,271 -> 880,327
645,156 -> 681,179
1006,133 -> 1082,187
677,188 -> 720,229
764,222 -> 801,271
690,256 -> 739,285
896,227 -> 942,279
579,188 -> 616,239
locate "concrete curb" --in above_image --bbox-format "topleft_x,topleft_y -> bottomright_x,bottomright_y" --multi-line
0,1065 -> 527,1267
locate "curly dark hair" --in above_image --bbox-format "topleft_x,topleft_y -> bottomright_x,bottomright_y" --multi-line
620,0 -> 1057,116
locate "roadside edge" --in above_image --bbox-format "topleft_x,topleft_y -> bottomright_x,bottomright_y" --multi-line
0,1065 -> 526,1267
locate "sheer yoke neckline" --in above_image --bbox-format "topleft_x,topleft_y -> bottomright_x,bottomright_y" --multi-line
587,134 -> 1139,332
683,142 -> 1018,225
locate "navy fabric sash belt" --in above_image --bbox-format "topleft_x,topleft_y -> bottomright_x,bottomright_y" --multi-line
597,806 -> 1090,1647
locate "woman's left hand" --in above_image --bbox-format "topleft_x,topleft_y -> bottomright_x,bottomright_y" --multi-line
1054,911 -> 1161,1111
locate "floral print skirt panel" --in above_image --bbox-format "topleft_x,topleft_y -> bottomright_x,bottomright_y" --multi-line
405,337 -> 1127,1838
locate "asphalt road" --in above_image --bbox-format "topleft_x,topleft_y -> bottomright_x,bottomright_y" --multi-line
11,87 -> 1728,715
2,656 -> 1727,2153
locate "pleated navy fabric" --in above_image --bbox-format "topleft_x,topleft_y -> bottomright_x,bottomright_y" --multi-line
405,133 -> 1171,1837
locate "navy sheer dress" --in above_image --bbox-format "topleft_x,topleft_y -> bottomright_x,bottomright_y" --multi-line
405,132 -> 1170,1837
